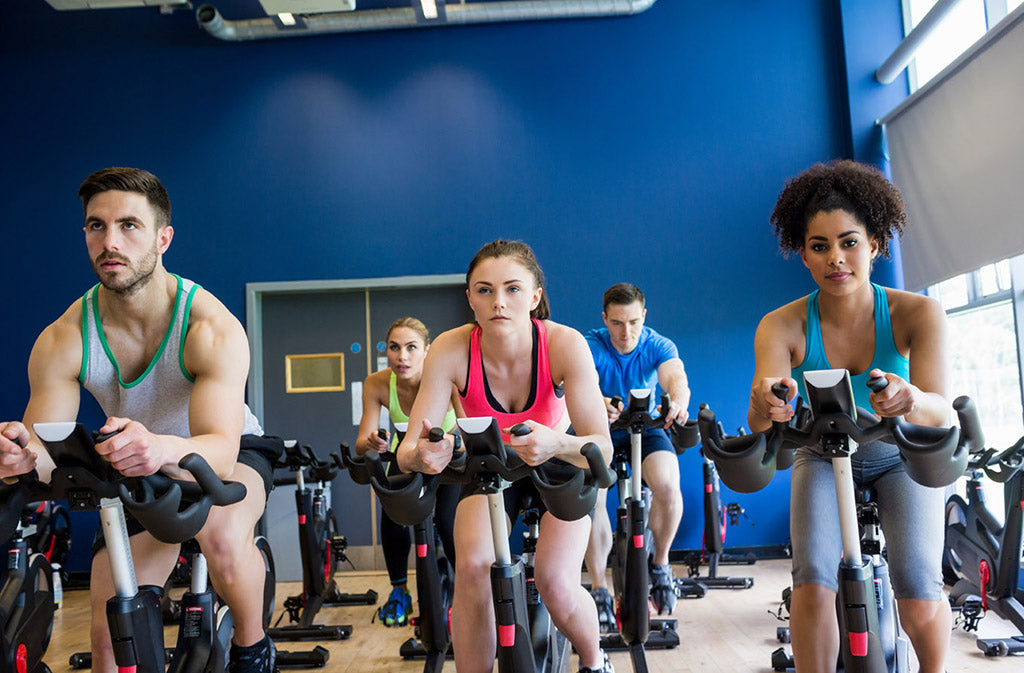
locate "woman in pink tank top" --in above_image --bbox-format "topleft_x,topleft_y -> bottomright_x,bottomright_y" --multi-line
396,240 -> 614,673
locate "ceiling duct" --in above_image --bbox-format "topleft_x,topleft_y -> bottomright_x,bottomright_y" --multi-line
195,0 -> 658,41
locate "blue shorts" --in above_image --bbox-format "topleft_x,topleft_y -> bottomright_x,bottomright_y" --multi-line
610,426 -> 674,462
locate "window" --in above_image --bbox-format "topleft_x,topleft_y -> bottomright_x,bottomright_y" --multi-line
902,0 -> 1022,91
927,256 -> 1024,517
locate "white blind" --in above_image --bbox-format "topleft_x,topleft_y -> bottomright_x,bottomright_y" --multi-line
883,5 -> 1024,290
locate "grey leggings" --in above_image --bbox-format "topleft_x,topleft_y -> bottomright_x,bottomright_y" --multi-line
789,441 -> 946,601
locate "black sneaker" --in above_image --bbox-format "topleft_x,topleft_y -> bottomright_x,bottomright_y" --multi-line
579,650 -> 615,673
649,563 -> 677,615
590,587 -> 616,634
228,635 -> 276,673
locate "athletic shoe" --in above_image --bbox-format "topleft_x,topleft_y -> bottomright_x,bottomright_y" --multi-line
578,650 -> 615,673
590,587 -> 616,633
228,635 -> 276,673
649,563 -> 677,615
377,584 -> 413,627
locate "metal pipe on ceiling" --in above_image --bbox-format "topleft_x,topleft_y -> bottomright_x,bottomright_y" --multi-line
196,0 -> 658,41
875,0 -> 967,84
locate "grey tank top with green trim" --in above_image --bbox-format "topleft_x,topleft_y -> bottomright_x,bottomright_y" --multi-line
80,275 -> 262,438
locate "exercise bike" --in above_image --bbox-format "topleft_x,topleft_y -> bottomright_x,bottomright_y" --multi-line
599,390 -> 689,671
1,470 -> 55,673
27,422 -> 247,673
338,423 -> 455,673
366,417 -> 613,673
679,412 -> 755,591
700,369 -> 980,673
267,440 -> 374,642
943,433 -> 1024,656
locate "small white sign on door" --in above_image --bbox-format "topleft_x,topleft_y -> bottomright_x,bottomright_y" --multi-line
351,381 -> 362,424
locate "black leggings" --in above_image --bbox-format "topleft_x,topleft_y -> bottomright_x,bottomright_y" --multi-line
381,482 -> 460,585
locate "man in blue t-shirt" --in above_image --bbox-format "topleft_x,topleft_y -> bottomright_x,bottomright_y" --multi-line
585,283 -> 690,624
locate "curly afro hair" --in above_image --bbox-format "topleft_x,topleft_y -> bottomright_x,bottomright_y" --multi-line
769,160 -> 906,258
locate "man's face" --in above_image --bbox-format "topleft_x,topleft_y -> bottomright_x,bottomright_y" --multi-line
602,300 -> 646,354
84,190 -> 171,296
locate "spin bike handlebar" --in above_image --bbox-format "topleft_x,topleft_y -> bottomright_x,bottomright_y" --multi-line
359,418 -> 614,525
610,390 -> 701,454
9,422 -> 246,544
699,370 -> 983,493
275,441 -> 338,486
964,434 -> 1024,484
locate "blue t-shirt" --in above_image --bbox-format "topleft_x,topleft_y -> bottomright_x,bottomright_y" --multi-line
586,326 -> 679,412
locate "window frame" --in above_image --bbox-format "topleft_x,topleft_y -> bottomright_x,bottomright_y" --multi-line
901,0 -> 1019,92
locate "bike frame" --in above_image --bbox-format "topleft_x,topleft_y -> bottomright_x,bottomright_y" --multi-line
1,518 -> 55,673
945,439 -> 1024,636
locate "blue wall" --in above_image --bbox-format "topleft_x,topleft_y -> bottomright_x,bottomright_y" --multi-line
0,0 -> 909,565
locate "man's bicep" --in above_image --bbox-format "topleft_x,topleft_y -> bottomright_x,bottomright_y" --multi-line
23,323 -> 83,427
185,319 -> 251,441
188,373 -> 246,441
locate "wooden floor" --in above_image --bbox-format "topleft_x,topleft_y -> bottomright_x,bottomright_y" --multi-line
45,559 -> 1022,672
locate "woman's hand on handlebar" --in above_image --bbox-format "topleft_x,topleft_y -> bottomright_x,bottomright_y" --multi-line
867,369 -> 918,418
0,421 -> 35,481
400,419 -> 453,475
363,428 -> 390,455
505,420 -> 562,467
750,376 -> 798,425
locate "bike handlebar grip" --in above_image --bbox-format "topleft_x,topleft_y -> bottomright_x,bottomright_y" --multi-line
610,396 -> 622,410
867,376 -> 888,393
770,383 -> 789,402
509,423 -> 531,437
660,393 -> 670,414
93,430 -> 119,444
428,427 -> 445,443
378,428 -> 388,441
953,395 -> 985,454
580,442 -> 615,488
178,453 -> 247,507
337,442 -> 372,485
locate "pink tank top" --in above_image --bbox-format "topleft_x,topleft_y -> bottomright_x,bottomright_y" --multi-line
459,319 -> 567,441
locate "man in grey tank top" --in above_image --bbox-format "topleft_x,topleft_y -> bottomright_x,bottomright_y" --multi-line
0,167 -> 278,673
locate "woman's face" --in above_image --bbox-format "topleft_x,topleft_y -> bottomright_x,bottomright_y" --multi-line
466,256 -> 542,330
800,209 -> 879,296
387,326 -> 428,380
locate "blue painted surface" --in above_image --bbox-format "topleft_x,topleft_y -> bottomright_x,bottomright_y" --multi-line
0,1 -> 907,570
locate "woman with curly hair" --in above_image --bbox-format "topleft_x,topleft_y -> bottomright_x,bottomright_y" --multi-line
747,160 -> 952,672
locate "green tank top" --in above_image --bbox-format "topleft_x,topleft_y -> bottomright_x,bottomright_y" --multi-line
388,371 -> 456,448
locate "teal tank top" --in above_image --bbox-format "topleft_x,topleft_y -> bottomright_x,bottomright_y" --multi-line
792,283 -> 909,410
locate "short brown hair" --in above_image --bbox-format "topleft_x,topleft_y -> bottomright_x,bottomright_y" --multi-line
78,167 -> 171,229
602,283 -> 645,311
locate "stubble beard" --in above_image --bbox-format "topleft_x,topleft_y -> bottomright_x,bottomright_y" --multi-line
92,245 -> 160,298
